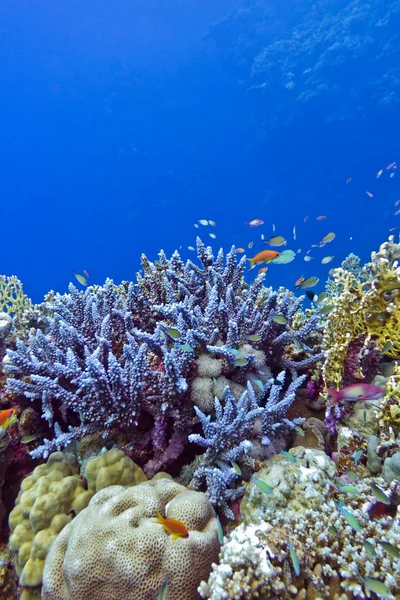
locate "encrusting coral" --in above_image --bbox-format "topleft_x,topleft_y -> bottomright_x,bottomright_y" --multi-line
322,237 -> 400,388
200,447 -> 400,599
41,477 -> 219,600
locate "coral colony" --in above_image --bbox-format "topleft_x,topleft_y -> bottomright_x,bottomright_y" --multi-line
0,237 -> 400,599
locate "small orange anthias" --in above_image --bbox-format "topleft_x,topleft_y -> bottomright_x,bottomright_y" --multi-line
0,408 -> 17,429
155,511 -> 189,540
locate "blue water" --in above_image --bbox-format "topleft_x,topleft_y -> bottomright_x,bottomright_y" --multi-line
1,0 -> 399,303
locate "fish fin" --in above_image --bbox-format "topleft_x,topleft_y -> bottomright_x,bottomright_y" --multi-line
170,533 -> 180,540
247,259 -> 255,270
155,511 -> 164,524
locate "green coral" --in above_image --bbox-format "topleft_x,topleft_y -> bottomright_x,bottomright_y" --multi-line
0,275 -> 32,330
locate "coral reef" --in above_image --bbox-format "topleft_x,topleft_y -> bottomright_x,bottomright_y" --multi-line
201,447 -> 400,599
322,237 -> 400,388
189,377 -> 306,517
8,448 -> 148,597
8,453 -> 92,595
41,477 -> 219,600
4,239 -> 321,479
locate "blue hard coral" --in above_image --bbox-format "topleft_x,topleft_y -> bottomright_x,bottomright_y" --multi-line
4,239 -> 322,485
189,375 -> 306,517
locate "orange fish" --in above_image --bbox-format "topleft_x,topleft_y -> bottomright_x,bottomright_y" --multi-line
247,250 -> 280,270
236,248 -> 245,253
346,177 -> 352,184
303,216 -> 309,222
316,216 -> 326,220
0,408 -> 17,429
295,275 -> 304,287
258,267 -> 268,274
83,269 -> 89,278
155,511 -> 189,540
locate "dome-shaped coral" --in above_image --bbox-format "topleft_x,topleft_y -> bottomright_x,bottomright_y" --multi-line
41,477 -> 220,600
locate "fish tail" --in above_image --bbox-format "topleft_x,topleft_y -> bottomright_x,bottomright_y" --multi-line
247,258 -> 255,270
155,511 -> 164,524
327,387 -> 340,407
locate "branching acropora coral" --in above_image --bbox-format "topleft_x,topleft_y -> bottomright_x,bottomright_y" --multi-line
4,239 -> 321,471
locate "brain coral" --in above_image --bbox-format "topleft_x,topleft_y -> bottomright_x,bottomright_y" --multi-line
8,453 -> 93,591
41,477 -> 220,600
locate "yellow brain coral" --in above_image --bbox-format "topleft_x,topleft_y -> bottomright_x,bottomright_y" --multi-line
41,478 -> 220,600
322,237 -> 400,387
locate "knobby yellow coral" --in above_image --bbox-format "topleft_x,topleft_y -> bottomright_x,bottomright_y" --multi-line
322,237 -> 400,388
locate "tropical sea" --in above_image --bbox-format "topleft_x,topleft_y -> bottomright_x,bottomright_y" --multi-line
1,2 -> 400,600
2,0 -> 399,300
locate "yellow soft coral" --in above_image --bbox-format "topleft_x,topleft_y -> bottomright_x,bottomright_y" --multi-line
322,237 -> 400,387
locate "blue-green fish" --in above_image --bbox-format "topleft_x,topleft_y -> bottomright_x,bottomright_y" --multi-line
234,357 -> 248,367
371,483 -> 390,505
251,379 -> 264,391
251,475 -> 273,495
272,314 -> 287,325
161,326 -> 181,340
378,541 -> 400,558
72,270 -> 88,286
246,334 -> 261,342
20,434 -> 41,444
287,541 -> 300,576
294,425 -> 305,437
337,505 -> 361,532
363,540 -> 376,558
381,341 -> 393,354
176,343 -> 193,352
280,450 -> 297,463
292,337 -> 306,352
352,449 -> 363,465
328,525 -> 338,535
344,470 -> 358,480
228,348 -> 240,355
230,460 -> 242,476
216,515 -> 224,545
363,577 -> 392,598
338,484 -> 358,494
157,576 -> 169,600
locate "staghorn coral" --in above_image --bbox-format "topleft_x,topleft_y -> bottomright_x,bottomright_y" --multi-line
4,239 -> 321,477
189,377 -> 306,518
322,237 -> 400,388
